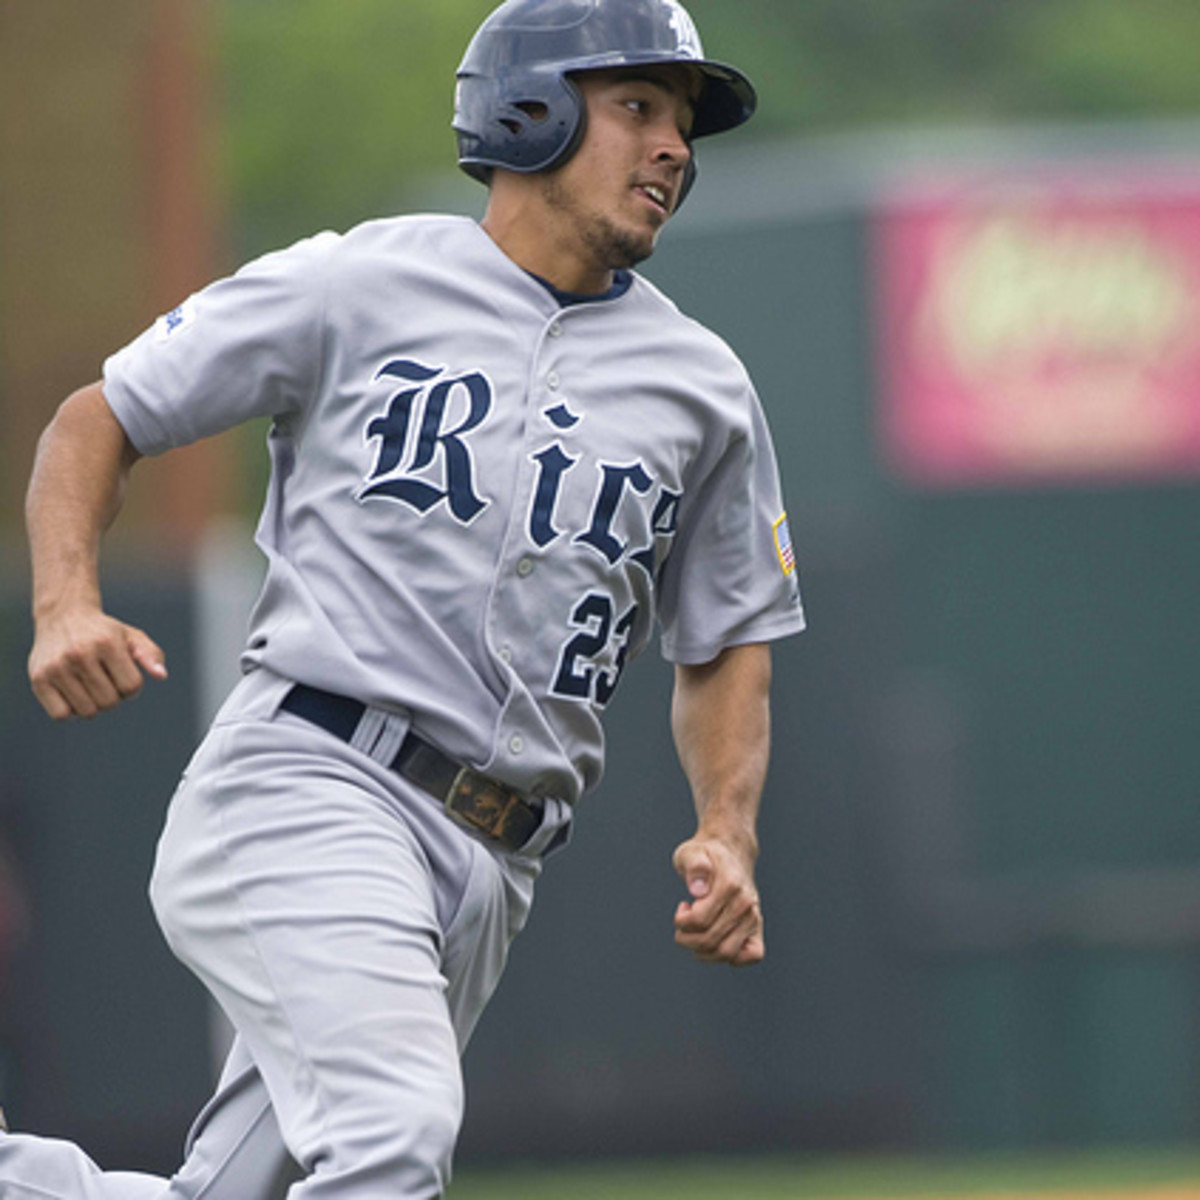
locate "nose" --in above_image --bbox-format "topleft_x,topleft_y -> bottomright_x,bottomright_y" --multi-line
654,122 -> 692,172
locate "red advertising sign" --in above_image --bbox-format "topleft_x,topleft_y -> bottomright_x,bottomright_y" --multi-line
874,173 -> 1200,486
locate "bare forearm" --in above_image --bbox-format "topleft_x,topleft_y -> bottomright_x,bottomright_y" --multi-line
25,381 -> 165,719
670,642 -> 772,966
26,381 -> 137,620
671,642 -> 771,855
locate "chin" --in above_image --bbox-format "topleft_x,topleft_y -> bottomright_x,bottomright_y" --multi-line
583,214 -> 659,272
606,229 -> 659,270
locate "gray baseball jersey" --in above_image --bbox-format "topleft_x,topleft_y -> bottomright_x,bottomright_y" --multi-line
103,213 -> 804,805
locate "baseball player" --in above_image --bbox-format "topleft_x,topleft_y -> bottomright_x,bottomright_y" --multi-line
1,0 -> 804,1196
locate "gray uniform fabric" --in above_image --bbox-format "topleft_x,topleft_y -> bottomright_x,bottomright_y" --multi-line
104,215 -> 803,802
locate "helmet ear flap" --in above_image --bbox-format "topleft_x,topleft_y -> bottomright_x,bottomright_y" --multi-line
456,69 -> 587,179
544,72 -> 588,172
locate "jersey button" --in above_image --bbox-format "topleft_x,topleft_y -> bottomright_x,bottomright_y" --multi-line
549,322 -> 564,338
546,371 -> 561,390
508,734 -> 525,755
499,644 -> 513,664
516,557 -> 534,578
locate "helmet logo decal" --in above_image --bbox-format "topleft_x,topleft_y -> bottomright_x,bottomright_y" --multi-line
665,2 -> 702,58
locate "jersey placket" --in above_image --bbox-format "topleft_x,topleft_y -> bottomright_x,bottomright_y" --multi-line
480,307 -> 580,792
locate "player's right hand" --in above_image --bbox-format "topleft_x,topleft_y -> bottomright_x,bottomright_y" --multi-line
672,836 -> 765,967
28,607 -> 168,720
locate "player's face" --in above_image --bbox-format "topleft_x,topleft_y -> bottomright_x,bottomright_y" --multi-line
539,66 -> 698,278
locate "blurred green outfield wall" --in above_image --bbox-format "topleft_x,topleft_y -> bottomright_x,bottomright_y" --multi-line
0,563 -> 213,1171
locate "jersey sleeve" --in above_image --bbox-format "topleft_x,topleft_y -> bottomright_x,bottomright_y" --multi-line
657,384 -> 805,664
102,232 -> 338,455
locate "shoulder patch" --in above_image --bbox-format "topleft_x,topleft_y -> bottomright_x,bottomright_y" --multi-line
154,295 -> 199,343
773,513 -> 796,577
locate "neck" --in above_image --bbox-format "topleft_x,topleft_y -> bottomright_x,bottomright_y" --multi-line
480,188 -> 615,297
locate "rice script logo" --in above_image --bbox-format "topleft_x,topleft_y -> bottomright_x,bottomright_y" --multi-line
666,2 -> 702,57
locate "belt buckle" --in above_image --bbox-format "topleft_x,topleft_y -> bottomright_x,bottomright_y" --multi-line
446,766 -> 526,843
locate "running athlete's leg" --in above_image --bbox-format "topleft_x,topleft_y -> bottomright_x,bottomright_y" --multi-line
166,1034 -> 300,1200
0,1038 -> 296,1200
150,718 -> 482,1200
0,1132 -> 164,1200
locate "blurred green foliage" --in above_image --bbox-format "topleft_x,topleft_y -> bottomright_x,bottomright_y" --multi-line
218,0 -> 495,251
217,0 -> 1200,253
688,0 -> 1200,130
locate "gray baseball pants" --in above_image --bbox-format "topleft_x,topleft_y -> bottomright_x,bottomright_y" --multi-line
0,669 -> 565,1199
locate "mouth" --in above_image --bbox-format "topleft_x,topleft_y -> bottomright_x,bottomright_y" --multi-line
635,182 -> 672,217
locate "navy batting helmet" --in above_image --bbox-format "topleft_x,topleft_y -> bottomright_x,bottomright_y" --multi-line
453,0 -> 756,195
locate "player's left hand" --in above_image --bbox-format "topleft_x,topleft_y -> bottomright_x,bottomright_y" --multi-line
672,836 -> 764,967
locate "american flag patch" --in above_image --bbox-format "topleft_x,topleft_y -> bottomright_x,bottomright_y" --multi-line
773,513 -> 796,577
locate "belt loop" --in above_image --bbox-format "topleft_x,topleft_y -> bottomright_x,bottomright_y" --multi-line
518,796 -> 573,859
370,711 -> 410,767
348,708 -> 386,756
349,707 -> 411,768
